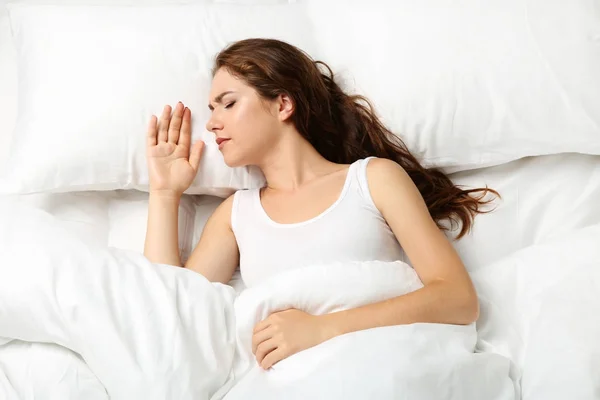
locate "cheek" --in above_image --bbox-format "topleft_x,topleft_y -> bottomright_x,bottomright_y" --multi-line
232,105 -> 271,143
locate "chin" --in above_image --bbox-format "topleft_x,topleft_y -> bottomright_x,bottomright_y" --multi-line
221,151 -> 247,169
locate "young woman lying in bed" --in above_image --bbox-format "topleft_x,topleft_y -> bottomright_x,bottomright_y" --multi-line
143,38 -> 497,371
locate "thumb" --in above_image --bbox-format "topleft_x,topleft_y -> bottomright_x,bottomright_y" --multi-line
189,140 -> 205,172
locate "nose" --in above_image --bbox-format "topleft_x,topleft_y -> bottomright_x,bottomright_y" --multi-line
206,114 -> 223,133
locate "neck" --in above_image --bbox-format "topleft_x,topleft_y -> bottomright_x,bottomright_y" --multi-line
256,129 -> 337,191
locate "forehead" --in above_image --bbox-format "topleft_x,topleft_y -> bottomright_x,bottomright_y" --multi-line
209,68 -> 246,95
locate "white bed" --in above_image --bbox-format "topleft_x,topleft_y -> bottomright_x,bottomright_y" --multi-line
0,1 -> 599,399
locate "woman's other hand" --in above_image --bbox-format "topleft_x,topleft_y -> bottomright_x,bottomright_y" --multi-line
252,309 -> 335,370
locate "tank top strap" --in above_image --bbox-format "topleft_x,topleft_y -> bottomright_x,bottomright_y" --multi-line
231,188 -> 259,233
350,156 -> 378,210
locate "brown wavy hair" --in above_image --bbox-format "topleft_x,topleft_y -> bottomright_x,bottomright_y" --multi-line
213,38 -> 499,239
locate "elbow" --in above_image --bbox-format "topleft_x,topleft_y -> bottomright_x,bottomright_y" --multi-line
465,298 -> 480,325
457,290 -> 480,325
432,279 -> 480,325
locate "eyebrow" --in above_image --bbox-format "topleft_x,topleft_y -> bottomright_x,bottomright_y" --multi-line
208,91 -> 235,110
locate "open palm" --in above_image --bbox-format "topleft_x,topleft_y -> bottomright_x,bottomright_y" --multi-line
146,102 -> 204,196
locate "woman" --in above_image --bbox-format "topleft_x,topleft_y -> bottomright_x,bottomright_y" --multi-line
143,38 -> 497,371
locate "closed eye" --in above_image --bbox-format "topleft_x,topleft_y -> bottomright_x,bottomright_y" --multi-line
224,101 -> 236,109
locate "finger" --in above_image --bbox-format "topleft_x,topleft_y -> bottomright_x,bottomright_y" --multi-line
146,115 -> 158,147
252,327 -> 274,354
188,141 -> 204,172
261,347 -> 285,370
157,105 -> 172,143
255,338 -> 278,365
179,107 -> 192,149
253,319 -> 272,334
168,102 -> 184,144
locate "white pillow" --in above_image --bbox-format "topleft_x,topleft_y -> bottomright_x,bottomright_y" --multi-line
5,2 -> 600,196
0,8 -> 17,175
306,0 -> 600,172
1,3 -> 321,195
446,153 -> 600,272
107,191 -> 197,263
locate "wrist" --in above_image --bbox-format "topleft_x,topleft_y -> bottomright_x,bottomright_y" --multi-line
149,190 -> 182,202
318,313 -> 344,341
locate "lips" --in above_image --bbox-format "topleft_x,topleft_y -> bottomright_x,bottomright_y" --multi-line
216,137 -> 230,149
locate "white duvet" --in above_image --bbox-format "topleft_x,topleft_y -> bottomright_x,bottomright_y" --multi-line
0,198 -> 519,399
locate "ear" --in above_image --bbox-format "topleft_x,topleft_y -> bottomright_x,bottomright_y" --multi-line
276,93 -> 294,122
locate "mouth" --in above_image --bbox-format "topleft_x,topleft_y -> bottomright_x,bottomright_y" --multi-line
215,137 -> 231,150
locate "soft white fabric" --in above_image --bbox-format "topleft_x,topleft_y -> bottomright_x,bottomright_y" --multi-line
0,0 -> 292,177
107,191 -> 197,262
447,153 -> 600,272
0,341 -> 108,400
226,261 -> 515,399
0,198 -> 516,399
0,8 -> 16,176
3,2 -> 327,195
0,0 -> 291,4
232,157 -> 405,288
0,190 -> 229,286
306,0 -> 600,172
0,198 -> 238,399
2,2 -> 600,196
471,222 -> 600,400
0,191 -> 224,261
0,192 -> 110,245
0,0 -> 294,174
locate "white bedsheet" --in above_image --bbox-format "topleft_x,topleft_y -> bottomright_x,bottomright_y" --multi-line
0,198 -> 517,399
448,152 -> 600,271
0,341 -> 108,400
471,222 -> 600,400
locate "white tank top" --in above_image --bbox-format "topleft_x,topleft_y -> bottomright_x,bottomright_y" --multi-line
231,157 -> 406,288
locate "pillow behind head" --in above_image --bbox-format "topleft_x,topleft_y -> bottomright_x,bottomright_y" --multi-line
2,3 -> 318,195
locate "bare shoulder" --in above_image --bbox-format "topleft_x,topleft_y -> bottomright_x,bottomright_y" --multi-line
207,192 -> 236,228
365,157 -> 422,211
366,157 -> 414,192
366,157 -> 408,178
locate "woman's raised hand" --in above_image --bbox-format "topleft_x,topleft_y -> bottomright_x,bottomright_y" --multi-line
146,102 -> 204,197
